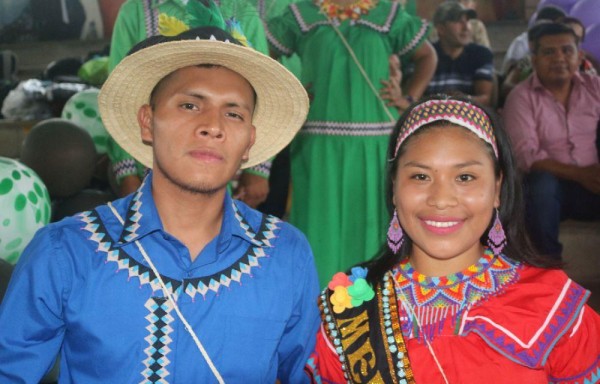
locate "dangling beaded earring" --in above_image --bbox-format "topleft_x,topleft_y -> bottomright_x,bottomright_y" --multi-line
487,208 -> 507,256
387,210 -> 404,254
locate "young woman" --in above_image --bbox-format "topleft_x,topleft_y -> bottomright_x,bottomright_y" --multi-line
306,95 -> 600,383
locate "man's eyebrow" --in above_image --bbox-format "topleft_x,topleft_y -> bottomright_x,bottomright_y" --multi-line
182,91 -> 206,100
182,92 -> 253,111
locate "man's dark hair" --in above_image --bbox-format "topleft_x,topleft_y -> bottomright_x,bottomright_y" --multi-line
529,22 -> 579,53
149,64 -> 257,111
535,5 -> 566,22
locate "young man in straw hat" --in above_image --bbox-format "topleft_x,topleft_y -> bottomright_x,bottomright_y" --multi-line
0,27 -> 319,383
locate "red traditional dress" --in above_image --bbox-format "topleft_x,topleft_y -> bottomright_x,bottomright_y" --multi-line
307,249 -> 600,383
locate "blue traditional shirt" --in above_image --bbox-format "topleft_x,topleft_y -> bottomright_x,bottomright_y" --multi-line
0,173 -> 320,383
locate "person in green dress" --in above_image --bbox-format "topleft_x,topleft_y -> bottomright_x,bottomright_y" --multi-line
267,0 -> 437,285
107,0 -> 272,205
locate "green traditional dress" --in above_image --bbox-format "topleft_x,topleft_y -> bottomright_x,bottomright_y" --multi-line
256,0 -> 303,77
267,0 -> 429,286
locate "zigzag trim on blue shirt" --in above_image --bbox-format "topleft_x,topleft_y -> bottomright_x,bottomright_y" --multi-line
120,189 -> 143,243
79,206 -> 281,301
142,297 -> 174,383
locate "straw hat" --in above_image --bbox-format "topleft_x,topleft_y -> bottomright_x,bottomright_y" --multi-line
98,27 -> 309,169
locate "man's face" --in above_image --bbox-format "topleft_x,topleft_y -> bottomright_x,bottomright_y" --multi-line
138,65 -> 256,195
532,33 -> 582,86
437,14 -> 472,48
460,0 -> 476,10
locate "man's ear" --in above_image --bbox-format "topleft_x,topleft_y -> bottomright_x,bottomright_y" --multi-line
138,104 -> 153,145
577,49 -> 584,67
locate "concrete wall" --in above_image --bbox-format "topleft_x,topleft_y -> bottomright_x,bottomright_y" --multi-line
0,39 -> 109,80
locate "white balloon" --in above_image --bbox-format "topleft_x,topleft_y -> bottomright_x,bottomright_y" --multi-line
0,157 -> 51,264
61,88 -> 109,154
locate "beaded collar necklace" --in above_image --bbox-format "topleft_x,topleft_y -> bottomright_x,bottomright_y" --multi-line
315,0 -> 378,22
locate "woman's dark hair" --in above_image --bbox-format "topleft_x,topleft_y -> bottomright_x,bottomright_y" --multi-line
362,95 -> 559,286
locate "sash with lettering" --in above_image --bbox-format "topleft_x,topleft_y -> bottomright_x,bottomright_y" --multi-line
319,272 -> 415,383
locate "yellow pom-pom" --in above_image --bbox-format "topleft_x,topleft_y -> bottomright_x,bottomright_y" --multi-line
331,286 -> 352,314
158,13 -> 189,37
229,30 -> 250,47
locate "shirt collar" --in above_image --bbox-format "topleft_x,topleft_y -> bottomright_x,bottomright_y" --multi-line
116,172 -> 264,249
218,193 -> 266,251
531,70 -> 584,91
116,173 -> 161,245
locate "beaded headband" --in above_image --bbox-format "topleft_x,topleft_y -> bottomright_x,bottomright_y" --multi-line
392,99 -> 498,159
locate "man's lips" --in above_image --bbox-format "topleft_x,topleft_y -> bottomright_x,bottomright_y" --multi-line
188,149 -> 224,162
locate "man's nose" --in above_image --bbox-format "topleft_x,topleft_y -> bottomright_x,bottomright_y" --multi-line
197,109 -> 224,139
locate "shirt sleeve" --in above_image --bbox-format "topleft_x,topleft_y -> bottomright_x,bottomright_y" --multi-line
266,5 -> 301,57
545,304 -> 600,383
244,157 -> 273,179
108,0 -> 145,72
305,324 -> 347,383
502,82 -> 548,171
106,136 -> 145,184
473,46 -> 494,81
277,231 -> 321,383
389,10 -> 430,60
232,0 -> 269,55
0,226 -> 71,383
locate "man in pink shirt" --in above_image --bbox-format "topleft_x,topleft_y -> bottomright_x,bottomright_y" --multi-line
504,22 -> 600,260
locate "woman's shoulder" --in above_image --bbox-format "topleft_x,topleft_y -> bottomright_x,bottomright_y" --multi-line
461,265 -> 590,368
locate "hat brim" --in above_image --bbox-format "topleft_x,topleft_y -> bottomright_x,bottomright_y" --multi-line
98,39 -> 308,169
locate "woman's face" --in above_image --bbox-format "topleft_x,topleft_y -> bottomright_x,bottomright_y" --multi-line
393,124 -> 501,276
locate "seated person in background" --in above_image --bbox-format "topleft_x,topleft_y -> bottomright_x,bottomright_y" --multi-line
459,0 -> 490,48
559,16 -> 600,74
429,0 -> 491,49
425,2 -> 494,106
501,5 -> 565,76
501,17 -> 598,100
503,22 -> 600,261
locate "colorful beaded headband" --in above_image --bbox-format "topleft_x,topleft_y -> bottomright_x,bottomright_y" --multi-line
393,99 -> 498,159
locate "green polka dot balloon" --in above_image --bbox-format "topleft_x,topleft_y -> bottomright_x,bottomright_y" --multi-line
61,88 -> 109,154
0,157 -> 51,265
